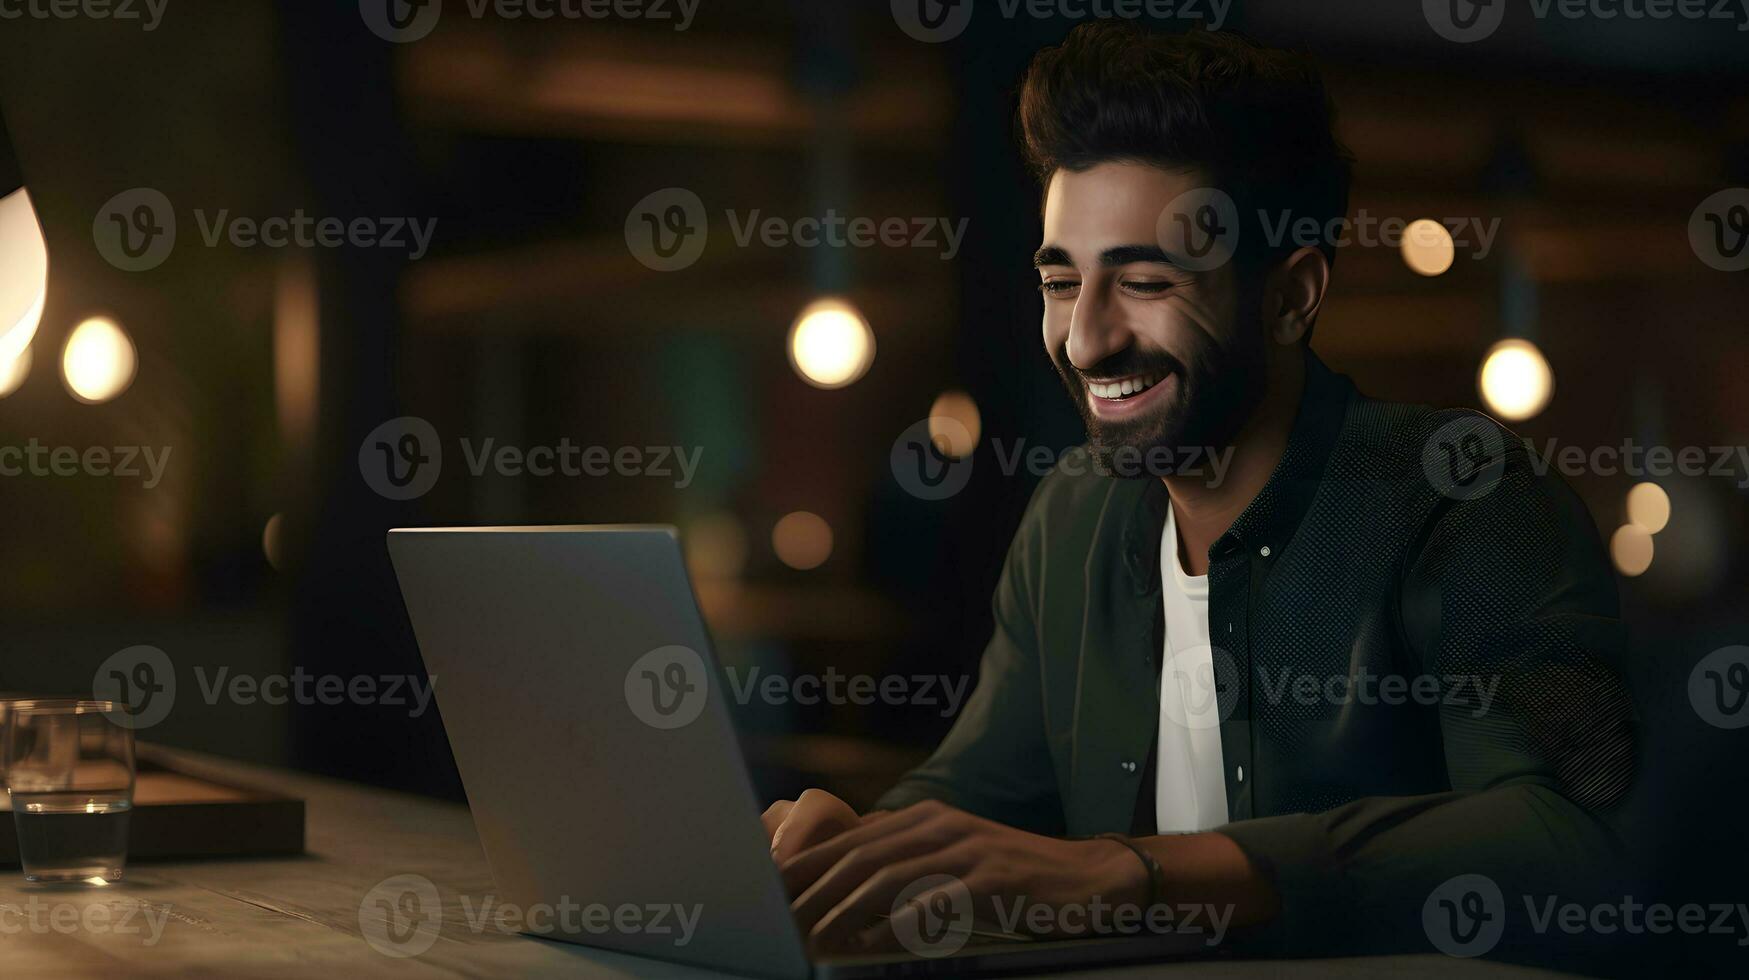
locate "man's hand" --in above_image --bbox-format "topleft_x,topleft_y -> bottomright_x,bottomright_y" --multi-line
762,788 -> 865,865
777,799 -> 1146,955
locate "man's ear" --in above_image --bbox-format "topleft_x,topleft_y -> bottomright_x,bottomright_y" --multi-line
1263,246 -> 1331,346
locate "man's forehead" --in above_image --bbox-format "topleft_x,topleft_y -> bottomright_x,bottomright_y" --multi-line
1042,161 -> 1207,244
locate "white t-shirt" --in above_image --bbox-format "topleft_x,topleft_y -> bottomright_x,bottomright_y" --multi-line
1154,502 -> 1230,834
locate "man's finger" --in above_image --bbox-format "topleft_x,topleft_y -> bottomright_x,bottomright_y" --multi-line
808,845 -> 980,956
781,802 -> 941,896
770,789 -> 856,866
790,817 -> 961,935
761,800 -> 794,844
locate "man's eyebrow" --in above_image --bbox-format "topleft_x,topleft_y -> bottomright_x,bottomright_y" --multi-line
1033,245 -> 1071,267
1031,244 -> 1181,268
1099,244 -> 1177,267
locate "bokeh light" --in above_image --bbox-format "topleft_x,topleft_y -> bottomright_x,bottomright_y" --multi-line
1626,482 -> 1670,534
262,513 -> 284,571
772,511 -> 832,570
788,298 -> 874,389
1401,218 -> 1455,276
61,316 -> 137,404
685,511 -> 749,580
1610,524 -> 1654,577
928,390 -> 981,458
1477,338 -> 1553,422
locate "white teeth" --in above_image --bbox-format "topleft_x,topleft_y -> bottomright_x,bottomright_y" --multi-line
1090,372 -> 1165,400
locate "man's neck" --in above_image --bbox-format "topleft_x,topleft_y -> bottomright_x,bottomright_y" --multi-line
1165,351 -> 1307,576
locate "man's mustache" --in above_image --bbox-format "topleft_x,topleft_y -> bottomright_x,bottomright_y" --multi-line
1059,347 -> 1186,387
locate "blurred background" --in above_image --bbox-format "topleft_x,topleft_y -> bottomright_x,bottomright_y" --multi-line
0,0 -> 1746,968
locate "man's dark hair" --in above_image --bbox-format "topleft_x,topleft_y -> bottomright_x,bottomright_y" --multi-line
1019,23 -> 1353,274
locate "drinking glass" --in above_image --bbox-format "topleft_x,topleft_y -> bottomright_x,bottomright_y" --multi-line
3,700 -> 136,883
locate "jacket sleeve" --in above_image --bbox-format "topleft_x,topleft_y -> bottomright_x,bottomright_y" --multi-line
1216,445 -> 1637,955
873,478 -> 1066,835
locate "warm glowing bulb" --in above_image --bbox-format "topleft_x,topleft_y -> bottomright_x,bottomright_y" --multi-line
0,343 -> 29,398
62,316 -> 137,404
772,511 -> 833,570
1626,482 -> 1670,534
1610,524 -> 1654,577
1477,338 -> 1553,422
788,298 -> 874,389
928,390 -> 981,458
1401,219 -> 1455,276
0,188 -> 48,366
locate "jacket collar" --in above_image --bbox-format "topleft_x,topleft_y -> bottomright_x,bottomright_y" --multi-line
1121,350 -> 1353,593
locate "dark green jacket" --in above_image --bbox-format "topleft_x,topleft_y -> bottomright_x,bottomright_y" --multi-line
876,352 -> 1635,952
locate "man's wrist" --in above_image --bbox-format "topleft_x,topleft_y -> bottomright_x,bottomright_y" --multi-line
1082,835 -> 1154,911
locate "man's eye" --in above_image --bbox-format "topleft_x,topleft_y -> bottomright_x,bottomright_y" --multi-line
1122,280 -> 1172,295
1038,280 -> 1079,297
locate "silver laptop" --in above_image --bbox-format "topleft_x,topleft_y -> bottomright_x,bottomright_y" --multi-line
388,525 -> 1214,978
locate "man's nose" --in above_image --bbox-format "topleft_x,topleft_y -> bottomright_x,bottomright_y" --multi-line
1065,287 -> 1132,371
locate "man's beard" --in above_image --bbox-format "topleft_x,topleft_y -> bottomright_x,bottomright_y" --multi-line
1052,327 -> 1267,478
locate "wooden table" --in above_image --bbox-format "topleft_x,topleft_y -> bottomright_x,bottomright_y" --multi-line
0,749 -> 1568,978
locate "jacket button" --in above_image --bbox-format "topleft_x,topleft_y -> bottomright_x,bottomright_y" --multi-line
1236,765 -> 1245,783
1259,545 -> 1272,558
1121,761 -> 1137,774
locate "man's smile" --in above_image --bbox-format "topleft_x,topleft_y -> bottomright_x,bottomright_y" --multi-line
1085,369 -> 1177,420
